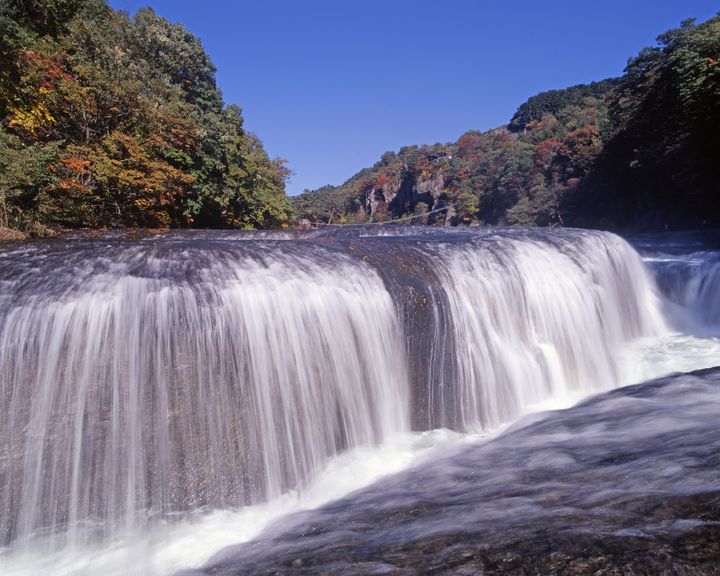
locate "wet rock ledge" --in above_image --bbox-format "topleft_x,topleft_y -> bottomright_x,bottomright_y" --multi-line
186,367 -> 720,576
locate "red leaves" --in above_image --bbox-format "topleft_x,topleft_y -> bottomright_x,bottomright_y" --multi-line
53,150 -> 93,194
457,132 -> 482,157
374,173 -> 389,188
18,49 -> 74,85
534,138 -> 562,168
559,125 -> 601,173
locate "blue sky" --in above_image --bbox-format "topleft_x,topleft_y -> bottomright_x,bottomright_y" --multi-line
109,0 -> 718,195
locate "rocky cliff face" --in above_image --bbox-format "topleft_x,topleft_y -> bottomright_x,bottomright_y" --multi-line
362,169 -> 450,223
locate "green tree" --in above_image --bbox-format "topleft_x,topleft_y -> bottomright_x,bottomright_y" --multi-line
0,0 -> 292,234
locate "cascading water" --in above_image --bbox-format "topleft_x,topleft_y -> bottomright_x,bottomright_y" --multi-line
629,230 -> 720,327
419,230 -> 667,430
647,251 -> 720,326
0,227 -> 717,576
0,238 -> 408,548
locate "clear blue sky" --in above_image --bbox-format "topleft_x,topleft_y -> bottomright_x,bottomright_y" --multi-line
108,0 -> 718,195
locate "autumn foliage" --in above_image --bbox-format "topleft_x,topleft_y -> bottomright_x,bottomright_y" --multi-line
0,0 -> 292,233
295,15 -> 720,231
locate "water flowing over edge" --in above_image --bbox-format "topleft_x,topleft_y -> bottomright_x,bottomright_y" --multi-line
0,227 -> 719,576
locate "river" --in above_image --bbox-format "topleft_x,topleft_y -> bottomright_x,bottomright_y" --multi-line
1,227 -> 718,575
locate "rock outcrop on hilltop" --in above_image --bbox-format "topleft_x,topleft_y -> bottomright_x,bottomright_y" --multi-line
293,16 -> 720,232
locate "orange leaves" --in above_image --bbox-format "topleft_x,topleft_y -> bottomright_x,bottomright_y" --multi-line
457,132 -> 482,157
560,125 -> 601,157
555,125 -> 602,176
534,138 -> 562,168
563,124 -> 599,142
1,4 -> 292,232
52,147 -> 94,195
18,50 -> 73,84
62,157 -> 91,172
56,178 -> 87,191
6,49 -> 84,138
147,110 -> 199,154
92,131 -> 194,222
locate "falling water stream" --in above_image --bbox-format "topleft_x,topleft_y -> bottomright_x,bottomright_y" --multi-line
0,227 -> 718,575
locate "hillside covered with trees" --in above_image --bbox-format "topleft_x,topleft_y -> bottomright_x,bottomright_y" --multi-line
293,16 -> 720,231
0,0 -> 292,236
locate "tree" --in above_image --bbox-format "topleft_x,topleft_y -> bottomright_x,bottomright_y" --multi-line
0,0 -> 292,234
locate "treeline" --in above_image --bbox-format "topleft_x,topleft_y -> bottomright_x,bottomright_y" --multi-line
294,15 -> 720,231
0,0 -> 292,235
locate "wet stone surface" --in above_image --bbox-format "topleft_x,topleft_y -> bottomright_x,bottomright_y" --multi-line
186,368 -> 720,576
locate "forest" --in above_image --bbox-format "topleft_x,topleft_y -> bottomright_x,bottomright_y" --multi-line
0,0 -> 292,237
1,3 -> 718,236
294,16 -> 720,231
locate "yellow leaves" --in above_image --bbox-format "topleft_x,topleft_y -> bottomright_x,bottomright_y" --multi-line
7,102 -> 56,136
134,198 -> 153,209
153,210 -> 171,227
5,49 -> 79,138
89,131 -> 196,225
133,199 -> 171,227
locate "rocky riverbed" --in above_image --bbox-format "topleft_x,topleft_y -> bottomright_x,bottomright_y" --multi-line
187,368 -> 720,576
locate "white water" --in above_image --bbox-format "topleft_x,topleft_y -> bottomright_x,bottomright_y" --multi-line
423,231 -> 668,430
1,228 -> 719,576
648,250 -> 720,326
0,244 -> 408,549
0,429 -> 481,576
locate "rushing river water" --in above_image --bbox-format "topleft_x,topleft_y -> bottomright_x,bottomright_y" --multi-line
0,227 -> 718,575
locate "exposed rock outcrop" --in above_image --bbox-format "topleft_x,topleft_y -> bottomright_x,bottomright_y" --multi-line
362,169 -> 450,223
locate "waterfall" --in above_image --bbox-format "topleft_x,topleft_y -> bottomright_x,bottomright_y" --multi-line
420,230 -> 667,430
649,251 -> 720,326
0,239 -> 409,547
0,228 -> 672,554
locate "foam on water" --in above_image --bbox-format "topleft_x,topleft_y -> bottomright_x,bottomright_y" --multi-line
420,230 -> 668,430
648,251 -> 720,326
0,429 -> 480,576
0,228 -> 718,575
0,241 -> 409,548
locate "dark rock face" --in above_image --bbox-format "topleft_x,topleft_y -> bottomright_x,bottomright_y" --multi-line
362,171 -> 448,222
185,368 -> 720,576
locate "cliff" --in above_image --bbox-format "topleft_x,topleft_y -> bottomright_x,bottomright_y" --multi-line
293,15 -> 720,231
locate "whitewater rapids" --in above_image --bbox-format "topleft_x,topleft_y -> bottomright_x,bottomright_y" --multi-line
0,227 -> 718,575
